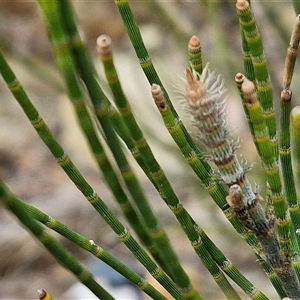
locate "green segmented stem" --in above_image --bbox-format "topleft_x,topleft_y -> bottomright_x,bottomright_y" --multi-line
19,199 -> 168,300
239,76 -> 286,213
188,35 -> 203,75
293,1 -> 300,14
114,0 -> 212,176
0,180 -> 114,300
280,15 -> 300,238
50,3 -> 200,296
255,255 -> 287,299
240,28 -> 255,82
236,0 -> 277,154
48,0 -> 187,282
291,107 -> 300,206
239,75 -> 300,296
195,226 -> 269,300
0,47 -> 189,300
37,0 -> 161,264
280,90 -> 300,234
96,35 -> 199,297
114,0 -> 166,103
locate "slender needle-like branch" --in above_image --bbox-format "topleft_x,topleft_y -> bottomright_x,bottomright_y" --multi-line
0,46 -> 186,300
20,199 -> 168,300
96,34 -> 199,297
236,0 -> 277,159
291,106 -> 300,190
0,180 -> 114,300
37,0 -> 164,269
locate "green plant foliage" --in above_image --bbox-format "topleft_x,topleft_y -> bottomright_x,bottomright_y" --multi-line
1,0 -> 300,299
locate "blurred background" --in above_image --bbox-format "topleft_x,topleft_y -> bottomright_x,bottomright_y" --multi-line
0,1 -> 298,299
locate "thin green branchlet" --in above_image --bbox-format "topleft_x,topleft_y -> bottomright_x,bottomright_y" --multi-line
96,34 -> 200,297
0,46 -> 188,300
18,198 -> 168,300
236,0 -> 276,148
291,107 -> 300,190
0,180 -> 114,300
37,0 -> 161,265
2,0 -> 300,299
236,73 -> 300,298
235,1 -> 300,296
280,14 -> 300,237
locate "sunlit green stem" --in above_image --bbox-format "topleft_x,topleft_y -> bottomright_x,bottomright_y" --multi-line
240,29 -> 255,82
239,75 -> 286,216
96,35 -> 198,297
37,0 -> 167,268
0,47 -> 189,300
236,0 -> 277,157
291,106 -> 300,207
50,3 -> 199,295
280,90 -> 300,234
238,75 -> 300,297
255,256 -> 287,299
114,0 -> 212,176
19,199 -> 168,300
0,180 -> 114,300
195,226 -> 269,300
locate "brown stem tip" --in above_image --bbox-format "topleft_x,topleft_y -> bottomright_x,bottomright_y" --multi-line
241,77 -> 258,105
37,289 -> 46,300
151,84 -> 168,112
96,34 -> 112,56
235,72 -> 245,84
281,89 -> 292,103
189,35 -> 201,48
236,0 -> 249,11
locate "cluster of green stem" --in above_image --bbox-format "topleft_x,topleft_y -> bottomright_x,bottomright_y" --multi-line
1,0 -> 300,299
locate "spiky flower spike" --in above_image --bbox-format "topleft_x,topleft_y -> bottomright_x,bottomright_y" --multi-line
184,65 -> 278,236
184,65 -> 250,190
